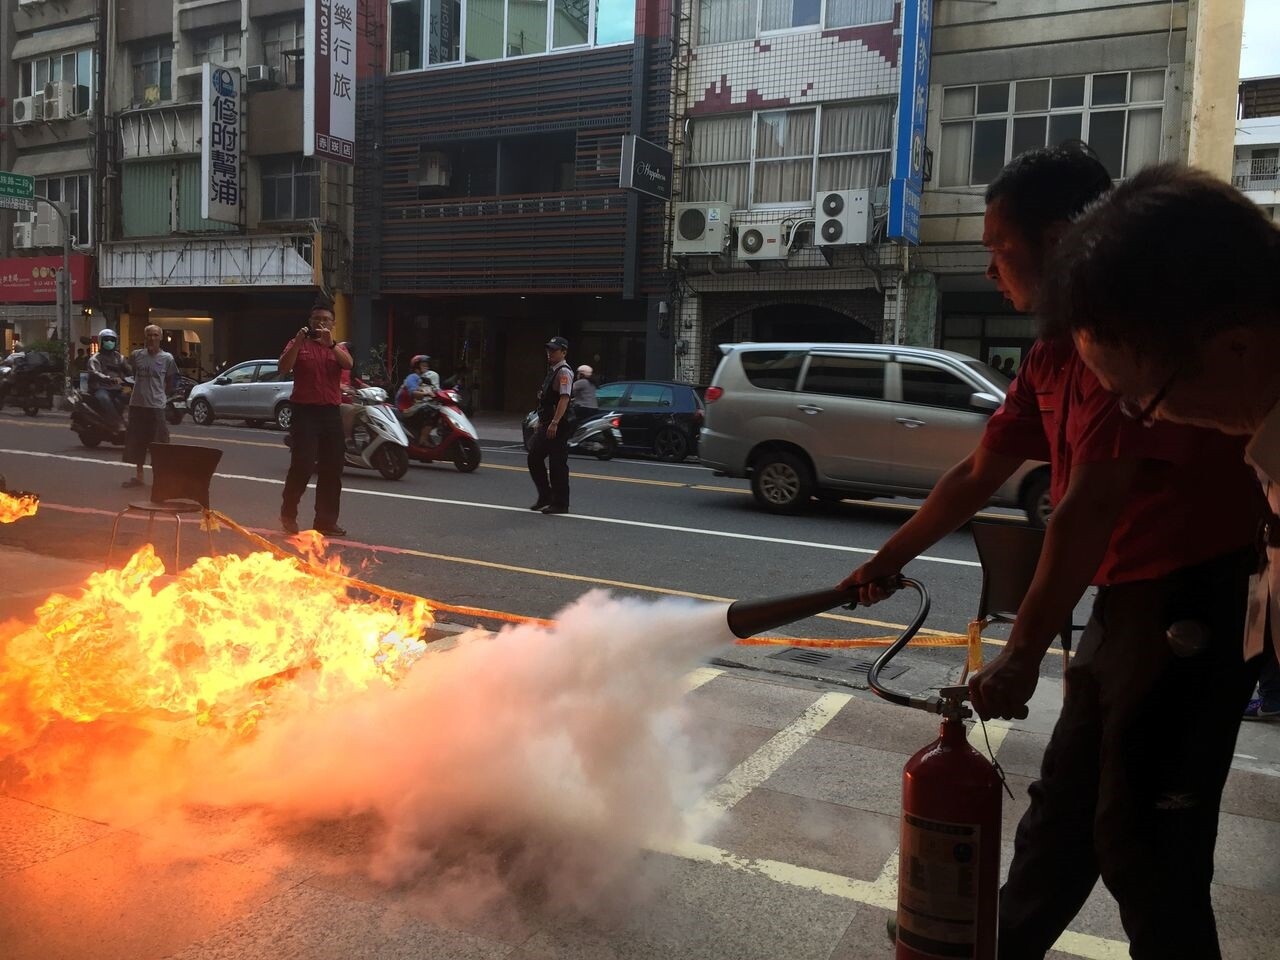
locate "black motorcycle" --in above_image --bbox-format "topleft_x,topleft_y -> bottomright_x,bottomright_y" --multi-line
68,378 -> 131,448
166,374 -> 198,425
0,351 -> 60,416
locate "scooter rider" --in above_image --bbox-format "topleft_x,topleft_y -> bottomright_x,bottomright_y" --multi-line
571,364 -> 598,421
87,328 -> 130,432
398,354 -> 441,446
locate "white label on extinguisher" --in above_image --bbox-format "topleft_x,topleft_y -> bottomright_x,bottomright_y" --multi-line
897,812 -> 981,958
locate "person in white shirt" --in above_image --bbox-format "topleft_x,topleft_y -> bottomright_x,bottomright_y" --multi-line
1045,164 -> 1280,720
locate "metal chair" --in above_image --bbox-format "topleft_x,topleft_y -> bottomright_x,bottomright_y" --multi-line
971,521 -> 1077,675
107,443 -> 223,570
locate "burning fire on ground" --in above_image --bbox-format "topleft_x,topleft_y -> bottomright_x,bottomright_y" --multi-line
0,528 -> 735,910
1,532 -> 432,752
0,488 -> 38,523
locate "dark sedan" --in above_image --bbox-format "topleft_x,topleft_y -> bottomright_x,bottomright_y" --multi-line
591,380 -> 704,461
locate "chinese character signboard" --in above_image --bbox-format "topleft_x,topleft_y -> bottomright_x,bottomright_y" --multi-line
0,172 -> 35,213
0,255 -> 91,303
304,0 -> 356,165
888,0 -> 932,245
619,135 -> 673,201
201,64 -> 242,224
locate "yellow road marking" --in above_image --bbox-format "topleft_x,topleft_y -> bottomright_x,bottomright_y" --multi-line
693,691 -> 850,824
683,667 -> 723,692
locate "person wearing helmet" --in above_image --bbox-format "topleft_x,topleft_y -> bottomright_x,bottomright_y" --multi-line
397,354 -> 441,446
571,363 -> 597,420
87,328 -> 130,434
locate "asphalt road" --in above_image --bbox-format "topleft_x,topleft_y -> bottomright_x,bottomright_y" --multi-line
0,408 -> 1077,689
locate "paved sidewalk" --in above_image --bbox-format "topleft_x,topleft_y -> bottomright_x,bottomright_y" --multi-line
2,543 -> 1278,960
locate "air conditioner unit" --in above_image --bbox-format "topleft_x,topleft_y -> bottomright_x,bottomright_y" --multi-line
34,207 -> 61,247
245,64 -> 274,86
12,222 -> 34,249
42,82 -> 73,120
672,202 -> 730,255
12,94 -> 43,124
815,189 -> 873,246
736,222 -> 788,261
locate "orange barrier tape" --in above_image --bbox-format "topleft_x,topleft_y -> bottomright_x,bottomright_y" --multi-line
207,511 -> 987,653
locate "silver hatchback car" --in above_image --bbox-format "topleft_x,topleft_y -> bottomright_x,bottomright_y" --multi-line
699,343 -> 1051,525
188,359 -> 295,430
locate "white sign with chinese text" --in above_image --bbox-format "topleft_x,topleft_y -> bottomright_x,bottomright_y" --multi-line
304,0 -> 356,165
201,63 -> 242,224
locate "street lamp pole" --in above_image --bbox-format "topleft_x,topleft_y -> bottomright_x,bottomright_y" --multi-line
32,194 -> 73,398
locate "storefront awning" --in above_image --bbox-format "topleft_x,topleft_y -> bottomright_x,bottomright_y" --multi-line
12,148 -> 92,179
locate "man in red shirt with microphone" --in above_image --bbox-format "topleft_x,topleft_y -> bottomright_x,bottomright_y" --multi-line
278,296 -> 353,537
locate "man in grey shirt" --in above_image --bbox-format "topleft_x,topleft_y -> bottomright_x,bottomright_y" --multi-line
571,364 -> 598,417
122,324 -> 179,488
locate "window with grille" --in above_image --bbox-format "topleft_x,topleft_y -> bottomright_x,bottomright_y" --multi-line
939,71 -> 1166,185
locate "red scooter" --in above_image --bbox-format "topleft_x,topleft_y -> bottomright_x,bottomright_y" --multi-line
400,387 -> 482,472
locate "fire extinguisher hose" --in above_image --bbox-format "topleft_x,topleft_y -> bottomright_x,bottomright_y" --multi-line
865,578 -> 961,717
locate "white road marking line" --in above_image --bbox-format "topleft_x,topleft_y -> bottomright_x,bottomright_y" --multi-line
0,448 -> 981,568
683,667 -> 723,692
694,692 -> 851,824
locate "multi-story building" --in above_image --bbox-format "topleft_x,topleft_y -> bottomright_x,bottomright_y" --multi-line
1234,75 -> 1280,223
93,0 -> 357,374
351,0 -> 671,411
0,0 -> 101,353
669,0 -> 1244,383
0,0 -> 359,371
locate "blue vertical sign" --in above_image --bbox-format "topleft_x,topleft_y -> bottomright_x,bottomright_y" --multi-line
887,0 -> 933,245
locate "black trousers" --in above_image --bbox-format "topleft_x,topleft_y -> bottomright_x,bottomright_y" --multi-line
281,403 -> 344,528
527,425 -> 569,508
999,547 -> 1259,960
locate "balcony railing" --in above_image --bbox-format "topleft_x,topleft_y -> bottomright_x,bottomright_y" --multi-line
118,101 -> 202,160
1233,156 -> 1280,191
99,233 -> 320,288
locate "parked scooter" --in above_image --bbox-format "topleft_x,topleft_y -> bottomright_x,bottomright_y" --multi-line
522,409 -> 622,461
401,386 -> 482,472
68,378 -> 131,448
0,350 -> 60,416
283,384 -> 411,480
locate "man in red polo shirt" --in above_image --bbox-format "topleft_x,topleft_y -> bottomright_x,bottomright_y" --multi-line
278,296 -> 353,537
842,145 -> 1262,958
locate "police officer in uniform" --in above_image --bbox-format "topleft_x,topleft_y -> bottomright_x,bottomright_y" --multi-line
528,336 -> 573,514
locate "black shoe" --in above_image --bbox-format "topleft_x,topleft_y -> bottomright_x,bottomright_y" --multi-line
530,500 -> 550,511
541,505 -> 569,515
315,524 -> 348,538
280,516 -> 299,534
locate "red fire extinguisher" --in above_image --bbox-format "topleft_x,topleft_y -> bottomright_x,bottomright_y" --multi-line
726,577 -> 1003,960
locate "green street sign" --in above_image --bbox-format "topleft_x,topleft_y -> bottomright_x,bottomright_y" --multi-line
0,171 -> 35,212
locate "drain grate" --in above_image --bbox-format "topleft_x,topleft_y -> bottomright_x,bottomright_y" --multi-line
767,647 -> 907,680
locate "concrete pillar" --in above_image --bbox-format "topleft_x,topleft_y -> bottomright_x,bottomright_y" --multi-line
900,271 -> 939,347
1184,0 -> 1246,178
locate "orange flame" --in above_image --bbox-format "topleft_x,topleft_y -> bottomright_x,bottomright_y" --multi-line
0,490 -> 38,523
0,540 -> 433,749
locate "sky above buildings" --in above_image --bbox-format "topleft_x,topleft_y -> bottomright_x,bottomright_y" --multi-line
1241,0 -> 1280,79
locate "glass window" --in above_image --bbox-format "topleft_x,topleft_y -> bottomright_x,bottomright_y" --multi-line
1124,108 -> 1162,176
1089,110 -> 1126,178
76,49 -> 93,113
255,362 -> 280,382
801,356 -> 884,399
262,18 -> 305,83
260,156 -> 320,221
625,384 -> 674,407
391,0 -> 424,70
554,0 -> 589,46
1091,73 -> 1128,106
1014,79 -> 1049,113
1130,70 -> 1164,102
1048,112 -> 1082,145
740,350 -> 805,391
31,175 -> 91,247
1051,76 -> 1085,108
595,383 -> 627,408
826,0 -> 893,28
761,0 -> 820,31
754,108 -> 816,204
942,86 -> 975,119
466,0 -> 504,61
900,364 -> 975,410
698,0 -> 752,44
1012,115 -> 1046,157
430,0 -> 462,63
938,122 -> 973,188
976,84 -> 1009,115
971,119 -> 1007,184
816,99 -> 893,192
508,0 -> 548,55
222,364 -> 257,385
193,30 -> 242,64
595,0 -> 635,43
20,49 -> 96,115
131,41 -> 174,104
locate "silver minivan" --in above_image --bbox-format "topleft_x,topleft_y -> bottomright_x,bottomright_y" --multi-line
699,343 -> 1051,525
